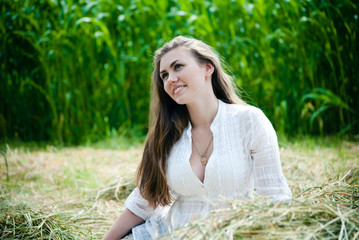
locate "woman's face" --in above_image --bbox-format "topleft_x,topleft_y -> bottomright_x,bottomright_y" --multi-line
159,47 -> 213,105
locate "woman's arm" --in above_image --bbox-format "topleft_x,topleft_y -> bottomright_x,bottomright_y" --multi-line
248,107 -> 291,202
102,187 -> 158,239
102,208 -> 144,240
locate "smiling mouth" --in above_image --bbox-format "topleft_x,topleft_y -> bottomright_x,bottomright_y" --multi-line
173,86 -> 186,95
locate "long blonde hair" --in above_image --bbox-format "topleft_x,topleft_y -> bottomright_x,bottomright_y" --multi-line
136,36 -> 245,207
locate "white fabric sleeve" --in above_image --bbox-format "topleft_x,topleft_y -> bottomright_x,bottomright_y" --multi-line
248,107 -> 292,203
125,187 -> 156,220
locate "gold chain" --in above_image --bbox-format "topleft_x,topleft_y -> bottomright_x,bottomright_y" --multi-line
192,134 -> 213,166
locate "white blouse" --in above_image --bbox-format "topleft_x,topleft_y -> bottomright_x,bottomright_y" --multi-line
125,100 -> 291,239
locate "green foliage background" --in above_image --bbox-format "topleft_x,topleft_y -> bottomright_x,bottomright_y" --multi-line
1,0 -> 358,144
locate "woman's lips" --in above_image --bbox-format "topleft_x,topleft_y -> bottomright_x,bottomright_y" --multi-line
173,85 -> 186,95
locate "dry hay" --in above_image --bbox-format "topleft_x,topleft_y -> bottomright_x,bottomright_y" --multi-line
0,190 -> 90,239
168,169 -> 359,239
0,139 -> 358,239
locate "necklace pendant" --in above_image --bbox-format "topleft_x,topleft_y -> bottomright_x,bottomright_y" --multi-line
200,157 -> 207,166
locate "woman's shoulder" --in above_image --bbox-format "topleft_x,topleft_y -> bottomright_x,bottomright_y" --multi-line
224,102 -> 265,120
223,102 -> 275,136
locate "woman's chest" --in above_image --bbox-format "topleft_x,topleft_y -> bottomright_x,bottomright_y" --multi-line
166,129 -> 252,197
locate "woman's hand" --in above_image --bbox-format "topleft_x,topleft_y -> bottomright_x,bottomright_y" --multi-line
102,209 -> 144,240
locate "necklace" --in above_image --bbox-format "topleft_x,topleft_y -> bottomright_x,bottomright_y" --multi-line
192,134 -> 213,166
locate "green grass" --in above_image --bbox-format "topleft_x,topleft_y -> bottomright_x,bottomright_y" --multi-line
0,136 -> 358,239
1,0 -> 358,144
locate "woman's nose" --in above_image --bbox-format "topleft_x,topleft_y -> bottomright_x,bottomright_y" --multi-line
167,73 -> 178,84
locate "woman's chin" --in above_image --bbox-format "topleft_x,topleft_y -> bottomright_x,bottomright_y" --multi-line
175,96 -> 187,105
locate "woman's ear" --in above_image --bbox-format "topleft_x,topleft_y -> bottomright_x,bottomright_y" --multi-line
205,63 -> 215,78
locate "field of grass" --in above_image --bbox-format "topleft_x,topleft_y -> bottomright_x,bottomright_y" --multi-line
0,137 -> 358,239
2,0 -> 358,144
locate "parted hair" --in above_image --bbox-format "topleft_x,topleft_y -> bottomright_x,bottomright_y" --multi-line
136,36 -> 245,208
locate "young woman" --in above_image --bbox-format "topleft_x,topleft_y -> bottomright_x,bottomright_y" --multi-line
103,36 -> 291,240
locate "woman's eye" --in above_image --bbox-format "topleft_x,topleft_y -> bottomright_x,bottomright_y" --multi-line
175,64 -> 183,70
161,73 -> 168,80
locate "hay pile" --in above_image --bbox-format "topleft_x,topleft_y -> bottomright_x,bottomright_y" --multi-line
0,190 -> 90,240
170,170 -> 359,239
0,139 -> 358,239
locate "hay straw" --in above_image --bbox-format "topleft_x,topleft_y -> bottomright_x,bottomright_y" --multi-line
0,191 -> 91,240
94,177 -> 136,201
167,170 -> 358,240
1,139 -> 357,239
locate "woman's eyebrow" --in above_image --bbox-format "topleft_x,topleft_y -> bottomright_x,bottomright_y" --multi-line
160,59 -> 180,74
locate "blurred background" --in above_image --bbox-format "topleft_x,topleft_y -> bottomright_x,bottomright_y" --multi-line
1,0 -> 358,145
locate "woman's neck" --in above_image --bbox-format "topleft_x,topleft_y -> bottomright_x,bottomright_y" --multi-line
186,96 -> 219,129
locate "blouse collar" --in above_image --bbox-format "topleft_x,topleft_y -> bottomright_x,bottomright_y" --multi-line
185,99 -> 224,138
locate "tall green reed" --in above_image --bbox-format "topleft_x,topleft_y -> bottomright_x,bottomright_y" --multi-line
0,0 -> 358,144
